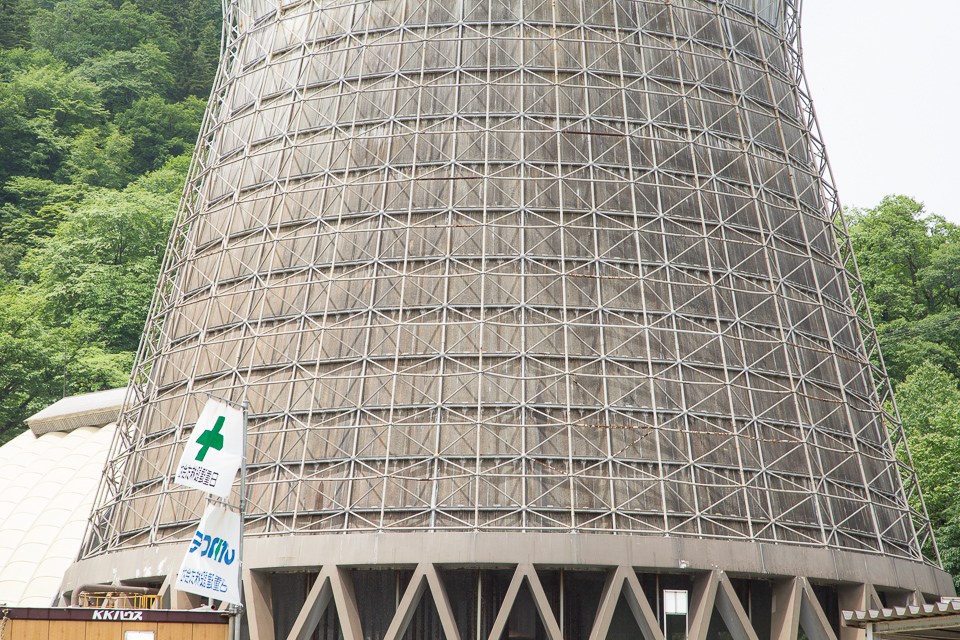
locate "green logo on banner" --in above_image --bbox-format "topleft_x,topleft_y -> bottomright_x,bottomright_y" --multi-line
196,416 -> 225,461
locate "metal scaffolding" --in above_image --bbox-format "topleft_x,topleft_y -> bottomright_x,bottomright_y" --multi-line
81,0 -> 936,565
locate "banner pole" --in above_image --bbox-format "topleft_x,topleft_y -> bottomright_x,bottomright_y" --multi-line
236,400 -> 248,640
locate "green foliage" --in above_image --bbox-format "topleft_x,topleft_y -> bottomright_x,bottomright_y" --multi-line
8,62 -> 104,132
32,0 -> 172,67
0,287 -> 131,444
66,126 -> 135,188
133,0 -> 221,99
877,315 -> 960,382
897,362 -> 960,438
0,177 -> 88,244
895,363 -> 960,587
0,49 -> 56,80
0,0 -> 215,440
847,196 -> 960,385
117,94 -> 205,174
0,61 -> 106,185
0,0 -> 32,51
924,243 -> 960,308
0,158 -> 186,442
0,177 -> 89,278
22,157 -> 185,351
849,195 -> 960,321
0,287 -> 58,440
74,44 -> 174,113
3,175 -> 87,215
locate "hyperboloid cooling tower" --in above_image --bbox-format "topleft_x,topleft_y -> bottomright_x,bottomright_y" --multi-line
66,0 -> 953,637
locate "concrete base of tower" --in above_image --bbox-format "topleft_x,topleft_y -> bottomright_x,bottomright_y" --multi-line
62,533 -> 955,640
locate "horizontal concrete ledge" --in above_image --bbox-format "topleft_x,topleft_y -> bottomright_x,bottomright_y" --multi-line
62,533 -> 955,599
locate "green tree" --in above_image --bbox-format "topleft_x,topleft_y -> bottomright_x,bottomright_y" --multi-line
32,0 -> 171,67
848,195 -> 960,322
0,177 -> 88,244
923,243 -> 960,308
848,196 -> 960,384
74,44 -> 174,112
66,127 -> 135,189
877,314 -> 960,383
895,362 -> 960,587
21,156 -> 186,352
0,287 -> 59,441
0,0 -> 32,50
133,0 -> 220,99
0,49 -> 56,81
0,178 -> 88,278
0,62 -> 105,185
0,287 -> 130,444
116,94 -> 205,174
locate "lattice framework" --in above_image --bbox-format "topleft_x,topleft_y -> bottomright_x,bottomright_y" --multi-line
81,0 -> 937,564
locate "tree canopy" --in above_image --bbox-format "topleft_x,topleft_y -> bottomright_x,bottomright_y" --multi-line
0,157 -> 186,442
847,196 -> 960,384
845,196 -> 960,586
894,362 -> 960,584
0,0 -> 214,442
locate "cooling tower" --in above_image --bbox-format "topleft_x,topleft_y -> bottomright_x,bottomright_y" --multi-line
66,0 -> 953,637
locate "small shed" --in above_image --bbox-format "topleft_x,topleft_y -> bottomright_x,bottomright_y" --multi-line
0,606 -> 229,640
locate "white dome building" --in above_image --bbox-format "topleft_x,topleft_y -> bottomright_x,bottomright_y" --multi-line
0,387 -> 125,606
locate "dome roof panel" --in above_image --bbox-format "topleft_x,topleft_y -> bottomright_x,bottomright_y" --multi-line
0,399 -> 118,606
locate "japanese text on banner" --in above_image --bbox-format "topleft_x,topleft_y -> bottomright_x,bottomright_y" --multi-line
175,503 -> 241,604
174,399 -> 243,499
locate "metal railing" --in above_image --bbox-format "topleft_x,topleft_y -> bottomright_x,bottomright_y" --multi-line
78,592 -> 162,610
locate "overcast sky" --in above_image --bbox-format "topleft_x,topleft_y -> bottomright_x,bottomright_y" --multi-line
800,1 -> 960,224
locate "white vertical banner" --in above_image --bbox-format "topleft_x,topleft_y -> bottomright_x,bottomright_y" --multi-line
174,399 -> 243,498
175,503 -> 242,604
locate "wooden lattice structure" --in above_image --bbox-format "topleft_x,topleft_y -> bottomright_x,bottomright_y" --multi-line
73,1 -> 945,629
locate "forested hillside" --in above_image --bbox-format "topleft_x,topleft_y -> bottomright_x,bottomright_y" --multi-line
0,0 -> 218,442
1,0 -> 960,584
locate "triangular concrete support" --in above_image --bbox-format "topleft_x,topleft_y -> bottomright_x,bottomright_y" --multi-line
382,563 -> 462,640
486,564 -> 563,640
839,583 -> 882,640
157,572 -> 175,610
771,579 -> 802,640
799,578 -> 839,640
771,577 -> 839,640
688,570 -> 721,640
588,566 -> 664,640
162,571 -> 202,610
715,572 -> 760,640
911,589 -> 927,606
244,568 -> 275,640
688,570 -> 760,640
286,566 -> 363,640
